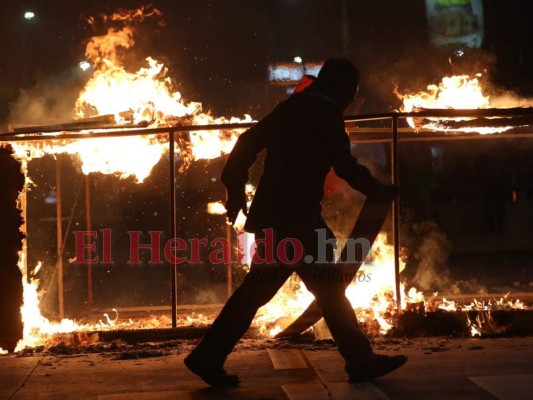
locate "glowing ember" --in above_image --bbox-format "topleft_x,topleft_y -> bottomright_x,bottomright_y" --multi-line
207,202 -> 226,215
466,314 -> 482,337
470,325 -> 481,337
0,348 -> 7,356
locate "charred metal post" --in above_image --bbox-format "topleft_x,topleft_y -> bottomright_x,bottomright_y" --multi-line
56,157 -> 64,319
391,114 -> 402,313
85,174 -> 93,309
169,131 -> 178,327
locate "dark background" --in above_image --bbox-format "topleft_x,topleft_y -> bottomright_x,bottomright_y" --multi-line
0,0 -> 531,123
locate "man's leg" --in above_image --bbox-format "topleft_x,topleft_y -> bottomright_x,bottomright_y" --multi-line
277,197 -> 393,337
298,266 -> 372,360
192,265 -> 292,362
299,266 -> 407,382
185,264 -> 292,385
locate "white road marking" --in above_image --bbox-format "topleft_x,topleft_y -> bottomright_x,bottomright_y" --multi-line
282,383 -> 329,400
470,374 -> 533,400
329,382 -> 390,400
268,349 -> 309,370
97,391 -> 187,400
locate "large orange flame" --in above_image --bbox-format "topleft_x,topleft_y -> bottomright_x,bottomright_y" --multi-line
11,5 -> 250,183
396,74 -> 515,134
8,6 -> 251,352
400,74 -> 489,112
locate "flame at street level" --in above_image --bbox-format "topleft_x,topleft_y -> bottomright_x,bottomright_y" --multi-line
12,175 -> 118,352
254,232 -> 527,337
255,233 -> 411,336
396,74 -> 514,135
16,257 -> 81,351
207,188 -> 422,336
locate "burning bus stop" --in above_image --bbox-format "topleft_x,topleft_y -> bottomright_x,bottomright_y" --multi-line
0,1 -> 533,398
1,106 -> 532,350
1,106 -> 533,399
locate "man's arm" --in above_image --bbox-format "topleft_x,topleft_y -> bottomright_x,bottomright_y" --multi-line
221,108 -> 278,224
329,112 -> 397,201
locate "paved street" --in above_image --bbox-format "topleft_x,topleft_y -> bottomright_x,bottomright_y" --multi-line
1,337 -> 532,400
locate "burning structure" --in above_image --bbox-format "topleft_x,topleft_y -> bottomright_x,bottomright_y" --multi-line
0,6 -> 532,354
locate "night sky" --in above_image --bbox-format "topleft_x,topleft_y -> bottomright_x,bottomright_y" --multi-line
0,0 -> 531,126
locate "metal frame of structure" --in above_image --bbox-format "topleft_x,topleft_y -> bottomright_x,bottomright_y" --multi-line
1,107 -> 532,326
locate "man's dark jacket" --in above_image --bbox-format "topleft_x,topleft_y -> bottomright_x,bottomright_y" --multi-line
222,87 -> 380,234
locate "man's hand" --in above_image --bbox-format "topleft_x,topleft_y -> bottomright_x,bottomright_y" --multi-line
225,191 -> 248,226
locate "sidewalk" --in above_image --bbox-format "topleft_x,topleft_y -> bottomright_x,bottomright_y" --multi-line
1,337 -> 532,399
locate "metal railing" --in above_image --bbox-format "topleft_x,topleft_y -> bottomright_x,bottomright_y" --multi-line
1,107 -> 532,325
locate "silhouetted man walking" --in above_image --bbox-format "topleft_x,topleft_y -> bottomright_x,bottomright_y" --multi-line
185,58 -> 407,386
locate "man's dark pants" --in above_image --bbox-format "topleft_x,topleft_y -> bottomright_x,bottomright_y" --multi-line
190,223 -> 374,368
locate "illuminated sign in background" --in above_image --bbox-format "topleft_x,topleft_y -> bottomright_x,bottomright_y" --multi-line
426,0 -> 484,48
268,62 -> 323,86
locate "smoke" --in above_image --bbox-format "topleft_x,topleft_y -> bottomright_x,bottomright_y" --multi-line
357,45 -> 531,113
194,289 -> 225,305
408,220 -> 488,295
485,86 -> 533,108
8,72 -> 85,126
410,220 -> 451,292
7,6 -> 165,128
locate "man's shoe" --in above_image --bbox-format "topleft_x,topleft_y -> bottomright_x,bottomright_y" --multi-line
347,354 -> 407,383
184,354 -> 240,387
